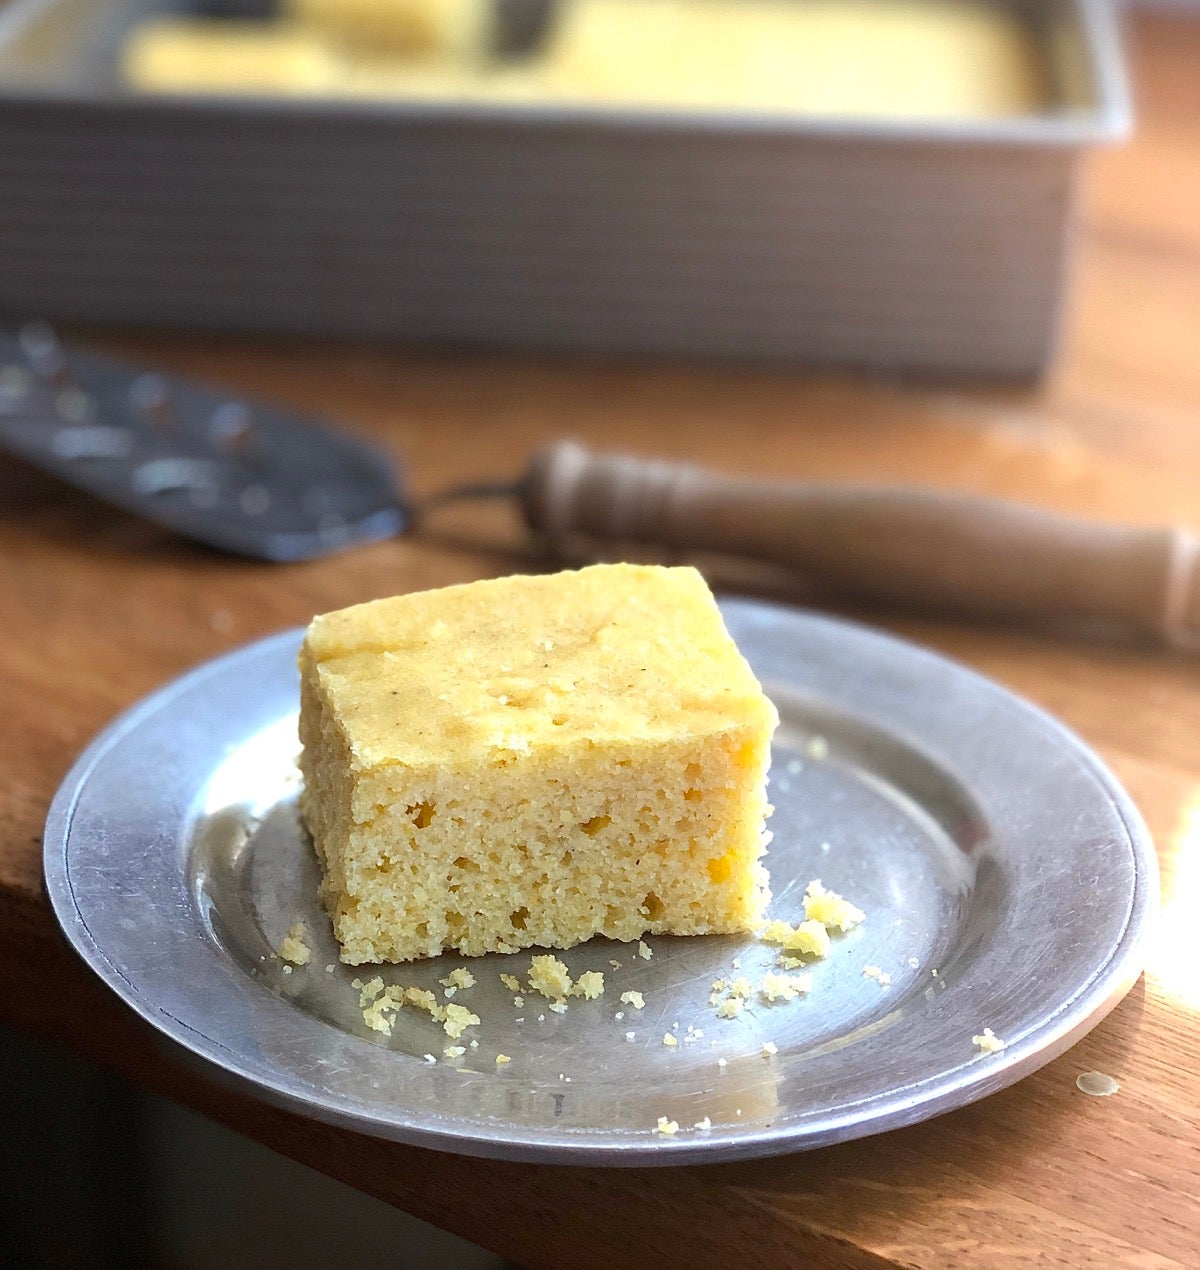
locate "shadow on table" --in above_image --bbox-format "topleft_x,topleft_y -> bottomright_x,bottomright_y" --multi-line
0,1021 -> 517,1270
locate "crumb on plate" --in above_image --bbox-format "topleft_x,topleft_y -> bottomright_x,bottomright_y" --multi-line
972,1027 -> 1006,1054
278,923 -> 311,966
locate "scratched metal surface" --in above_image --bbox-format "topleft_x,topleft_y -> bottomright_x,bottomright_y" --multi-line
43,602 -> 1157,1164
0,325 -> 404,561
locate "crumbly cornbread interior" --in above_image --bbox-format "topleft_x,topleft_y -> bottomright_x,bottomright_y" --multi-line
298,563 -> 777,964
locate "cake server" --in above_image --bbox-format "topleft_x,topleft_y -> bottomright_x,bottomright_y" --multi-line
4,324 -> 1197,648
0,323 -> 406,560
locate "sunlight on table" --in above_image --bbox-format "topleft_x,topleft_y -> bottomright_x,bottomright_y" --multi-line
1146,794 -> 1200,1012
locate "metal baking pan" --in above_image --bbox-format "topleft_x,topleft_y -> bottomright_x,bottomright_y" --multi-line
0,0 -> 1131,375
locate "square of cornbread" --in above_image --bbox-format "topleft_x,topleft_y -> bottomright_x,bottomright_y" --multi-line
298,563 -> 778,965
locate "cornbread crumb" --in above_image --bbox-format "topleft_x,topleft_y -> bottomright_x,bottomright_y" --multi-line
282,965 -> 292,975
548,1002 -> 568,1014
513,995 -> 525,1007
761,1041 -> 778,1057
500,973 -> 522,992
694,1116 -> 713,1131
907,956 -> 920,969
423,1053 -> 437,1064
442,1003 -> 481,1039
440,967 -> 475,991
278,924 -> 311,960
716,998 -> 744,1020
972,1027 -> 1006,1054
804,880 -> 865,931
528,954 -> 574,1001
325,963 -> 335,973
760,971 -> 811,1002
656,1117 -> 679,1135
663,1033 -> 678,1047
760,918 -> 831,958
362,998 -> 395,1034
443,1045 -> 466,1059
625,1031 -> 636,1041
1076,1071 -> 1119,1097
403,986 -> 439,1015
863,965 -> 892,985
358,976 -> 385,1007
778,955 -> 807,970
361,980 -> 484,1038
620,990 -> 646,1009
298,565 -> 777,965
728,977 -> 754,1000
571,970 -> 605,999
731,958 -> 741,969
495,1054 -> 512,1066
711,978 -> 727,992
609,959 -> 622,969
638,941 -> 653,961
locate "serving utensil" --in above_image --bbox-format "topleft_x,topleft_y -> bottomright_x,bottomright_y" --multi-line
4,325 -> 1195,648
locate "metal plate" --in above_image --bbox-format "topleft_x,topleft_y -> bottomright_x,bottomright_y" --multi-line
44,601 -> 1157,1164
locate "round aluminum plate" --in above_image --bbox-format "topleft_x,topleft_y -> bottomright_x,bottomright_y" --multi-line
44,601 -> 1157,1165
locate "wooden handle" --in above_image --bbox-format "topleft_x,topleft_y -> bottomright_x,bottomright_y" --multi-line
521,441 -> 1200,649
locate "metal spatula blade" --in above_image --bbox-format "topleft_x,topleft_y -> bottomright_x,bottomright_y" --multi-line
0,325 -> 406,561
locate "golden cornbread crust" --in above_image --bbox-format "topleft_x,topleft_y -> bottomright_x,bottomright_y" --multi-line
298,563 -> 778,965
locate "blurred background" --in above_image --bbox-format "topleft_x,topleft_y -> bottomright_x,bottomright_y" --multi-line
0,0 -> 1195,1266
0,0 -> 1139,374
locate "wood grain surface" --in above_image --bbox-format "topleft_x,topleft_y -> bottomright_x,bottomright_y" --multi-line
4,13 -> 1200,1269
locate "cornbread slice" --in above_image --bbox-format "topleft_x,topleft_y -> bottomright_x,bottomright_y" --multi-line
298,563 -> 777,965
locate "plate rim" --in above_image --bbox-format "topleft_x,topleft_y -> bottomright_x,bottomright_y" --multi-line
43,604 -> 1160,1165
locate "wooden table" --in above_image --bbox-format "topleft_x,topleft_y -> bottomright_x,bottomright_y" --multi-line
4,13 -> 1200,1268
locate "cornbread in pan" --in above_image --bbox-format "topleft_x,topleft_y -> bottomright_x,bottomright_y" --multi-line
126,1 -> 1047,120
285,0 -> 489,56
298,563 -> 777,965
